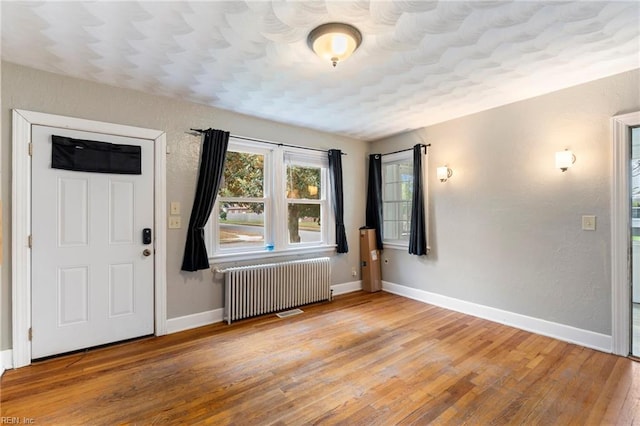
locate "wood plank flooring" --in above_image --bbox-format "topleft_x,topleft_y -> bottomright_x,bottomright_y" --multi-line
1,291 -> 638,425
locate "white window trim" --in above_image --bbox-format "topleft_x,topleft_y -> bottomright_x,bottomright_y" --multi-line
381,151 -> 414,248
210,245 -> 337,263
207,139 -> 335,262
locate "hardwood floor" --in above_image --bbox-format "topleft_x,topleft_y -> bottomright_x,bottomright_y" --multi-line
1,291 -> 638,425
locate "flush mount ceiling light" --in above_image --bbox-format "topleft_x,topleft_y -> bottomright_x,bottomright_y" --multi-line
307,22 -> 362,67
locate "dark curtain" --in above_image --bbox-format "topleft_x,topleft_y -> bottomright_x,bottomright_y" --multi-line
409,144 -> 427,256
328,149 -> 348,253
181,129 -> 230,271
365,154 -> 383,250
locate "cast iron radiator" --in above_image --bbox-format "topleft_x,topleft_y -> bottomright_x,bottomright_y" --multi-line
224,257 -> 331,324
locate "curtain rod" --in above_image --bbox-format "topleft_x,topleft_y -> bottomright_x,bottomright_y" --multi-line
189,128 -> 347,155
378,143 -> 430,157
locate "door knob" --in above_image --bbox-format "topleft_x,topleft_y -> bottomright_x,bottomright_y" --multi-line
143,249 -> 152,257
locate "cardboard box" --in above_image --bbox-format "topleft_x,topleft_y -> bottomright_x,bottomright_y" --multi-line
360,228 -> 382,292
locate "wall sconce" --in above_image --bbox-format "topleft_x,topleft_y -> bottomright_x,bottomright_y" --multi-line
555,149 -> 576,172
437,166 -> 453,182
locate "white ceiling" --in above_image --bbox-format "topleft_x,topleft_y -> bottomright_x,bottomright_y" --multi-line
2,1 -> 639,141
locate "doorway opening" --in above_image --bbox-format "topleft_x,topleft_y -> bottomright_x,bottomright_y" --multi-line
612,111 -> 640,357
631,126 -> 640,357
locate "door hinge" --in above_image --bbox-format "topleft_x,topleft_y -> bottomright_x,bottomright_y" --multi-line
28,143 -> 33,156
28,235 -> 32,248
28,327 -> 32,341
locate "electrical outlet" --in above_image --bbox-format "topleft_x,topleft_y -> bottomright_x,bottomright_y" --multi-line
170,201 -> 181,215
169,216 -> 181,229
582,215 -> 596,231
351,267 -> 357,277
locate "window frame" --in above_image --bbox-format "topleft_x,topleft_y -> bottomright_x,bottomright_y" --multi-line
282,149 -> 332,250
209,141 -> 272,256
381,151 -> 414,249
206,138 -> 335,262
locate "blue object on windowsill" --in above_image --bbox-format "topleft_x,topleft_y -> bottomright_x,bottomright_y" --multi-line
265,243 -> 275,251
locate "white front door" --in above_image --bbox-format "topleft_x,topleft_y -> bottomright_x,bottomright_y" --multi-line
31,125 -> 155,359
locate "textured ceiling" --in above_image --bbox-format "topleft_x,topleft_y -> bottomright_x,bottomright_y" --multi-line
2,1 -> 639,141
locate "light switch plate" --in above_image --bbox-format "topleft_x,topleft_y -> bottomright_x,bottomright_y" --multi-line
169,216 -> 181,229
170,201 -> 181,215
582,215 -> 596,231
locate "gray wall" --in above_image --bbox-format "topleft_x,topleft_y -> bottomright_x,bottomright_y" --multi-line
370,69 -> 640,335
1,62 -> 368,350
2,62 -> 638,352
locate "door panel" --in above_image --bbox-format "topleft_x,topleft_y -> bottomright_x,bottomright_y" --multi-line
109,263 -> 135,317
110,180 -> 135,244
31,125 -> 154,359
59,177 -> 89,246
58,266 -> 89,325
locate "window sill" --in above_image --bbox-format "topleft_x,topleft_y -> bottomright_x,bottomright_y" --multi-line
383,242 -> 408,251
210,245 -> 337,265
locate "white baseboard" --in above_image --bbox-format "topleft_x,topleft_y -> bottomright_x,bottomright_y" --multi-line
166,308 -> 224,334
2,349 -> 13,374
383,281 -> 612,353
166,281 -> 362,334
331,280 -> 362,296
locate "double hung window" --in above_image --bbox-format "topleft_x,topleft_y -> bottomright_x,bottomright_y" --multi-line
207,138 -> 333,259
382,152 -> 414,247
215,146 -> 269,251
284,151 -> 328,246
